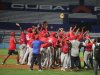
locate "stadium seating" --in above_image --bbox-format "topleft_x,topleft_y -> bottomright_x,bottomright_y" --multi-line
1,0 -> 79,5
84,0 -> 98,6
0,10 -> 63,24
0,30 -> 20,48
1,0 -> 99,6
69,13 -> 97,19
0,30 -> 20,43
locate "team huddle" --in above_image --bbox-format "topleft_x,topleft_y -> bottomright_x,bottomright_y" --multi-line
2,21 -> 100,71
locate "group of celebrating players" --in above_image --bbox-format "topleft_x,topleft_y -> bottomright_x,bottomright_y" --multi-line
2,21 -> 97,71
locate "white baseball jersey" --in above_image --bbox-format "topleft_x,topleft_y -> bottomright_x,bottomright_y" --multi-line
71,39 -> 80,57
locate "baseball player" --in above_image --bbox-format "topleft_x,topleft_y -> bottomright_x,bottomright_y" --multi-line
2,32 -> 19,64
19,31 -> 27,64
21,28 -> 33,65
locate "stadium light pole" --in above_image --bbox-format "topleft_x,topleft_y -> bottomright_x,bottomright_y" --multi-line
60,12 -> 69,31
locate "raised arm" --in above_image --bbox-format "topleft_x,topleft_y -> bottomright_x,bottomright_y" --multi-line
72,25 -> 77,32
75,28 -> 79,35
16,23 -> 22,31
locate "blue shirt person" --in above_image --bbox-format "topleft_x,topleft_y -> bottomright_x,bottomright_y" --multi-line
32,40 -> 44,54
30,35 -> 44,71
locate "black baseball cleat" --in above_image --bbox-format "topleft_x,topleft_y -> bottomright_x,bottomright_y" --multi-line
29,68 -> 33,71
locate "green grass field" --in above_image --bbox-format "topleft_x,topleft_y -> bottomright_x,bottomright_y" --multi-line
0,48 -> 100,75
0,68 -> 98,75
0,48 -> 17,64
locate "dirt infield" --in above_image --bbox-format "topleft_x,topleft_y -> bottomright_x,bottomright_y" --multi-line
0,55 -> 60,70
0,64 -> 46,70
0,55 -> 17,59
0,64 -> 61,71
0,55 -> 41,70
0,64 -> 29,69
0,55 -> 30,69
0,55 -> 84,61
0,55 -> 84,70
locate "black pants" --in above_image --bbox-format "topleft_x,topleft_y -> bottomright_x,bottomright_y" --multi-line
30,54 -> 41,70
93,59 -> 100,75
53,48 -> 59,65
71,56 -> 81,68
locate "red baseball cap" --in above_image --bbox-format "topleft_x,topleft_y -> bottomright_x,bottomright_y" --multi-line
35,35 -> 39,40
50,32 -> 56,36
27,28 -> 32,33
10,32 -> 15,36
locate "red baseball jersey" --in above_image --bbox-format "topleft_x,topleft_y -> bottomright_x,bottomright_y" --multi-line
8,37 -> 16,50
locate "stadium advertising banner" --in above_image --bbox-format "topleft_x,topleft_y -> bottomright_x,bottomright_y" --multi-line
0,2 -> 100,14
0,2 -> 69,12
10,4 -> 69,12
